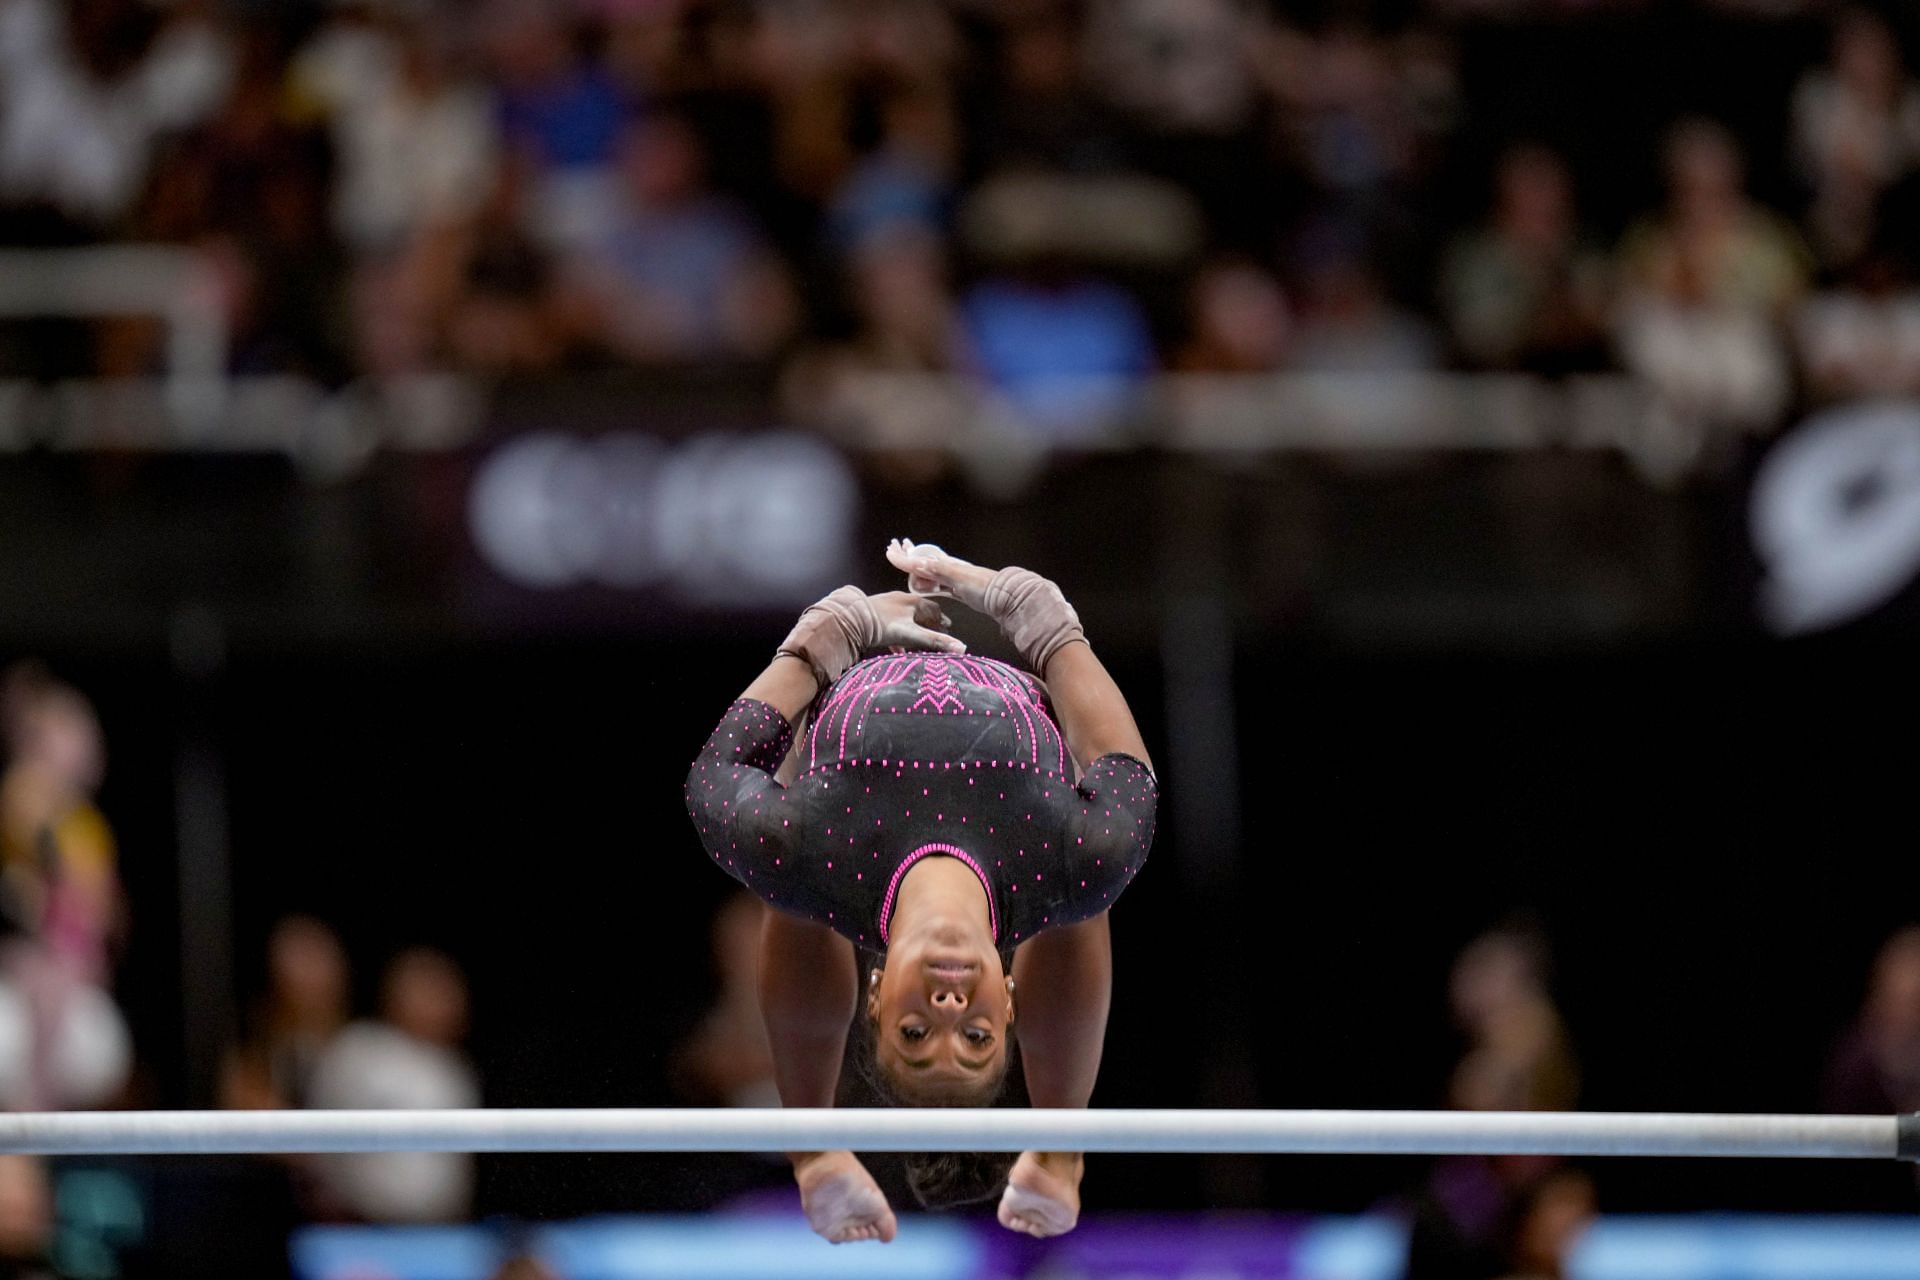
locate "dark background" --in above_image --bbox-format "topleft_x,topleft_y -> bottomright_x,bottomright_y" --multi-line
12,440 -> 1915,1227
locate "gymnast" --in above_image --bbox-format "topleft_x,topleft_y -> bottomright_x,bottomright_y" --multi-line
685,539 -> 1158,1243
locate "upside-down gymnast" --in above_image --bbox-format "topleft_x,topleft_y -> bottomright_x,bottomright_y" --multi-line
685,540 -> 1158,1243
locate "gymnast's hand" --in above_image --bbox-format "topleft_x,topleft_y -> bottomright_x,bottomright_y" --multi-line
867,590 -> 966,654
886,538 -> 997,614
887,539 -> 1086,673
780,587 -> 965,687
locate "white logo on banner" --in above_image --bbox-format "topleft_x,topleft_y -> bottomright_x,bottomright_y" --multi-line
468,432 -> 856,602
1751,401 -> 1920,634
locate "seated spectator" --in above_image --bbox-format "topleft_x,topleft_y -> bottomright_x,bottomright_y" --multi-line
295,17 -> 500,378
145,32 -> 347,380
309,948 -> 479,1223
958,258 -> 1156,441
1288,221 -> 1440,373
0,0 -> 233,239
487,5 -> 631,250
440,157 -> 576,375
1824,925 -> 1920,1115
671,891 -> 776,1108
566,116 -> 798,364
1795,245 -> 1920,402
833,222 -> 959,374
1615,120 -> 1809,430
305,20 -> 499,259
781,223 -> 964,480
1175,255 -> 1293,373
222,916 -> 349,1112
1262,19 -> 1458,221
1790,8 -> 1920,273
825,85 -> 958,255
1441,145 -> 1612,373
971,6 -> 1123,173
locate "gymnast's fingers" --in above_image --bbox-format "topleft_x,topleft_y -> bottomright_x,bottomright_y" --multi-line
887,538 -> 958,595
910,595 -> 953,632
911,627 -> 966,653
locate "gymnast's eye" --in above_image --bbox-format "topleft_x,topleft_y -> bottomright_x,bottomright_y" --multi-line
963,1027 -> 992,1047
900,1025 -> 928,1042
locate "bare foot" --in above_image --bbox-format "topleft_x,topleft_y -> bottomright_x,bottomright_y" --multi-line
998,1150 -> 1082,1238
794,1150 -> 898,1244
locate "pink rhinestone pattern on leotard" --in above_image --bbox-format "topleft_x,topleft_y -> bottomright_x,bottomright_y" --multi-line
684,653 -> 1157,949
878,842 -> 999,945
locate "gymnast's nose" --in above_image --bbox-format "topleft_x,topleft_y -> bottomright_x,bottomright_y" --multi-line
931,987 -> 968,1010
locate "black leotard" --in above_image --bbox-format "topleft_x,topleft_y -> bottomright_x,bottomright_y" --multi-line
685,652 -> 1157,949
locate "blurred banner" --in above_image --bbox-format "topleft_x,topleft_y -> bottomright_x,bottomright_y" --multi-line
290,1214 -> 1920,1280
15,375 -> 1920,648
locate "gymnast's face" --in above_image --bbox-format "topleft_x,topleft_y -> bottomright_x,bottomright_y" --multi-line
868,938 -> 1014,1102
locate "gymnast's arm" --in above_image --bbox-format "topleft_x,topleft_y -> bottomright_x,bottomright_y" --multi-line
757,690 -> 851,1112
1042,639 -> 1154,777
1012,913 -> 1111,1108
1017,636 -> 1150,1130
759,908 -> 856,1109
741,653 -> 822,724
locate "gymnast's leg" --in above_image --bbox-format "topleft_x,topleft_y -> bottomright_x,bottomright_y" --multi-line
1003,913 -> 1113,1237
759,908 -> 897,1243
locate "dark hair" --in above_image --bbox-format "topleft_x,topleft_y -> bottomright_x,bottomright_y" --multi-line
851,972 -> 1021,1210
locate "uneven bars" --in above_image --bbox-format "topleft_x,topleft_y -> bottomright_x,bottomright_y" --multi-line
0,1110 -> 1913,1160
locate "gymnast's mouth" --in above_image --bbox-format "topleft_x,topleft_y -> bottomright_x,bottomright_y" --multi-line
925,961 -> 979,982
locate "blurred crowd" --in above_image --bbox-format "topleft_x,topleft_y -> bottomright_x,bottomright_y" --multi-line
220,919 -> 479,1225
0,660 -> 481,1272
1,0 -> 1918,450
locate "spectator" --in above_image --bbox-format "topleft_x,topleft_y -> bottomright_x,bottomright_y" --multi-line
781,223 -> 964,479
824,84 -> 958,255
1288,222 -> 1441,373
1615,119 -> 1809,430
1085,0 -> 1261,142
834,221 -> 958,373
222,916 -> 349,1112
440,157 -> 576,375
309,948 -> 480,1223
757,0 -> 959,206
970,6 -> 1126,175
671,891 -> 776,1108
1406,928 -> 1580,1280
1441,145 -> 1612,373
1824,925 -> 1920,1115
1448,925 -> 1580,1113
958,259 -> 1156,441
566,115 -> 798,364
1795,243 -> 1920,402
1175,256 -> 1293,373
487,5 -> 630,250
1498,1169 -> 1596,1280
0,664 -> 131,1113
300,20 -> 498,258
0,0 -> 233,238
1790,8 -> 1920,273
146,29 -> 348,379
0,1155 -> 51,1280
0,664 -> 120,987
1262,19 -> 1458,229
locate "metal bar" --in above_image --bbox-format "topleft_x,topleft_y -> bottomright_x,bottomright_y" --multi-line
0,1110 -> 1900,1159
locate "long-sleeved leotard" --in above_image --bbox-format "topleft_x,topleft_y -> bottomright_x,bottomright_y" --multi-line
685,652 -> 1157,948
